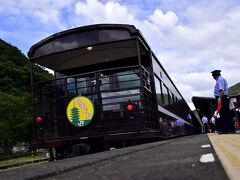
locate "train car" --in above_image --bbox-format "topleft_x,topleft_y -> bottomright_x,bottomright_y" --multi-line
192,94 -> 240,132
28,24 -> 201,158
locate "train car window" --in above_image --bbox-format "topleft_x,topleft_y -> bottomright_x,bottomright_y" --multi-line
100,76 -> 110,91
76,77 -> 88,95
102,95 -> 140,105
152,57 -> 177,106
101,90 -> 140,111
171,93 -> 175,103
160,68 -> 173,92
33,29 -> 131,58
152,53 -> 186,110
175,97 -> 178,103
99,30 -> 130,42
152,57 -> 161,79
154,76 -> 164,106
169,91 -> 174,104
152,55 -> 182,102
117,70 -> 140,89
67,77 -> 76,94
152,56 -> 180,102
102,104 -> 121,111
55,72 -> 64,78
162,84 -> 169,105
55,77 -> 65,96
160,68 -> 182,100
109,75 -> 118,89
101,90 -> 140,99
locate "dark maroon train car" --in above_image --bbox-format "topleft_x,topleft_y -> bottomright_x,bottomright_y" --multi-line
28,24 -> 201,158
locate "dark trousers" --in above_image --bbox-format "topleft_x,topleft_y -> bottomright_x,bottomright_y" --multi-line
216,96 -> 235,133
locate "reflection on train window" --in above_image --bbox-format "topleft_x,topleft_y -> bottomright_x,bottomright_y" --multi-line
102,104 -> 121,111
34,29 -> 131,58
162,84 -> 169,105
152,56 -> 161,78
101,90 -> 140,111
67,78 -> 76,94
117,70 -> 140,89
101,90 -> 140,100
99,30 -> 130,42
77,77 -> 88,94
171,93 -> 175,103
169,92 -> 174,104
100,76 -> 110,91
154,77 -> 164,106
175,97 -> 178,103
102,94 -> 140,105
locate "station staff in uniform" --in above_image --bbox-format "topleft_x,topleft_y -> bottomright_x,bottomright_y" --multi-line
211,70 -> 235,134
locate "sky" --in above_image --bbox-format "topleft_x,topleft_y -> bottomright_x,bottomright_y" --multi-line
1,0 -> 240,109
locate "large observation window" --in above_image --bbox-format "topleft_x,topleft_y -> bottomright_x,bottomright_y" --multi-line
32,29 -> 131,58
152,56 -> 182,100
162,83 -> 169,105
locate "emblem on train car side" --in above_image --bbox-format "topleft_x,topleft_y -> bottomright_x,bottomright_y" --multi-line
66,96 -> 95,127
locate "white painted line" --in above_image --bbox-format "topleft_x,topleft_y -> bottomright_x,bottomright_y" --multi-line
200,153 -> 215,163
201,144 -> 211,148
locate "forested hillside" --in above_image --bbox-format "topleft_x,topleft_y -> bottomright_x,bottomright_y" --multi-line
229,82 -> 240,95
0,39 -> 52,154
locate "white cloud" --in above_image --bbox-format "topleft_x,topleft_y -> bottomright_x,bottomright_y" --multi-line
149,9 -> 179,30
35,10 -> 58,24
74,0 -> 135,24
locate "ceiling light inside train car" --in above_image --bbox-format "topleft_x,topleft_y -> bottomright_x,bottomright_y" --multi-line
86,46 -> 93,51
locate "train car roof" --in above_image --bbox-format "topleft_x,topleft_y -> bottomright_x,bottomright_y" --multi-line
28,24 -> 149,71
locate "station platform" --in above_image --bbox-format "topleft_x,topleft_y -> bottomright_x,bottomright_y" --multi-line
0,133 -> 240,179
208,132 -> 240,180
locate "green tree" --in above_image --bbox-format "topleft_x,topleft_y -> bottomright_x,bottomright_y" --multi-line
0,92 -> 31,154
229,82 -> 240,95
0,39 -> 53,154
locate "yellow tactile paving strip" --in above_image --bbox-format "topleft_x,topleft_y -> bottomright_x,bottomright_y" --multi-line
208,133 -> 240,180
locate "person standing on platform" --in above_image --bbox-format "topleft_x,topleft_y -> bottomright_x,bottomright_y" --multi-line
185,110 -> 193,134
187,110 -> 193,126
201,114 -> 209,133
211,70 -> 235,134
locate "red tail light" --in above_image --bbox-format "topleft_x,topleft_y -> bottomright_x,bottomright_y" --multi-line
127,104 -> 134,111
35,117 -> 43,123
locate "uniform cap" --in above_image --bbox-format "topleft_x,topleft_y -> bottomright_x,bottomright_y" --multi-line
211,70 -> 221,74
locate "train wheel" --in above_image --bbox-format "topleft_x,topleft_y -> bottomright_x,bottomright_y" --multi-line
55,146 -> 65,160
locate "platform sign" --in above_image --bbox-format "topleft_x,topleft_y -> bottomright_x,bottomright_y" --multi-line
66,96 -> 95,127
